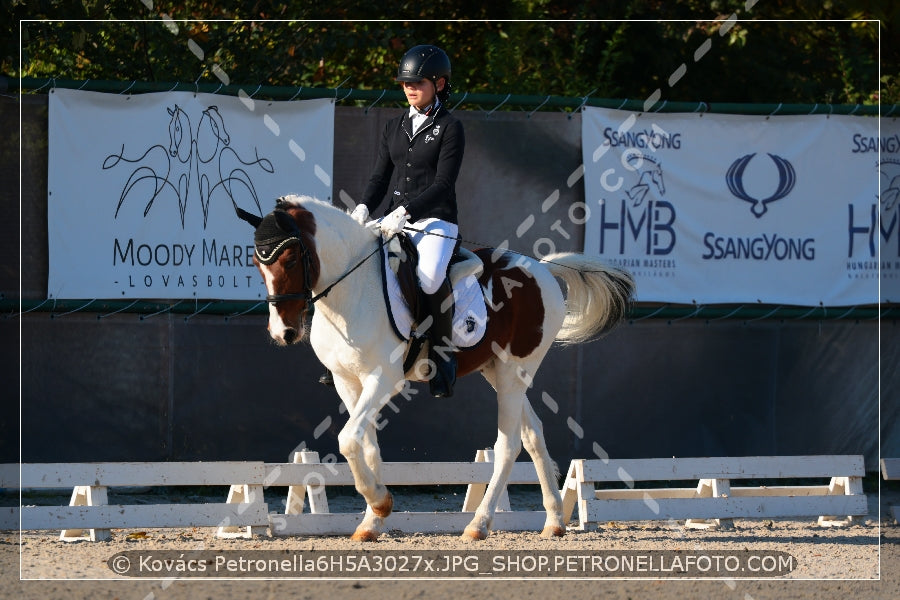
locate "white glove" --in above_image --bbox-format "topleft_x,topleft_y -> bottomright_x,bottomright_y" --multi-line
350,203 -> 369,225
380,206 -> 409,237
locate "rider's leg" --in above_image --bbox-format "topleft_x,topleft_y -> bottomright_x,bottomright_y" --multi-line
423,277 -> 456,397
411,219 -> 459,398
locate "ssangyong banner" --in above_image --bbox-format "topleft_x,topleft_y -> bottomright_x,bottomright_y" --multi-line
48,88 -> 334,300
582,107 -> 898,306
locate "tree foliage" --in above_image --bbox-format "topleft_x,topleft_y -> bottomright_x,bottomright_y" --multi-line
4,0 -> 897,105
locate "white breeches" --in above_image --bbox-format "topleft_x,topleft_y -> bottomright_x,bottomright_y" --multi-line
408,218 -> 458,295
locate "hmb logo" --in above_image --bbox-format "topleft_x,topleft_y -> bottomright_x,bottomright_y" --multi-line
848,158 -> 900,258
596,153 -> 675,256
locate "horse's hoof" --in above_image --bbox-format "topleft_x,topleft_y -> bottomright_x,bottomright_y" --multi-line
462,526 -> 488,541
371,491 -> 393,518
540,525 -> 566,538
350,529 -> 379,542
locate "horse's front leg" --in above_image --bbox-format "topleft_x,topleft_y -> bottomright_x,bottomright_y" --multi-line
335,373 -> 397,542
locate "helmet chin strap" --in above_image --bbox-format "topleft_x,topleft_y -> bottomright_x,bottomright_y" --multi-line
423,91 -> 442,116
413,80 -> 442,115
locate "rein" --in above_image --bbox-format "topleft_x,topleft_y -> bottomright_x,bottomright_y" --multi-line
263,232 -> 393,307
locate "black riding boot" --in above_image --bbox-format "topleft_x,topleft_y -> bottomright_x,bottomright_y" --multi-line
425,277 -> 457,398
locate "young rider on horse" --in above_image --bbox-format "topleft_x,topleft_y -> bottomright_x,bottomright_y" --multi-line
322,44 -> 465,398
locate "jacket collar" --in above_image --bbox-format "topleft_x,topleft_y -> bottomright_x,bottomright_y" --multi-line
403,101 -> 443,140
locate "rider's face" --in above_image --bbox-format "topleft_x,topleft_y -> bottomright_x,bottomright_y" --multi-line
401,78 -> 444,110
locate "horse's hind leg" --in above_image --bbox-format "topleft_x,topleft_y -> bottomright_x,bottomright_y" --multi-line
464,362 -> 527,540
521,400 -> 566,537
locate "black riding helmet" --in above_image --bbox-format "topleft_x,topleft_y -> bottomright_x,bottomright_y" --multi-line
395,45 -> 452,103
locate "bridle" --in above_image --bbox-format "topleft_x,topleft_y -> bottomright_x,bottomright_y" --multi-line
257,236 -> 318,305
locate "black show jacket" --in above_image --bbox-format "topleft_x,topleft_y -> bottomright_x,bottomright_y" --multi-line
360,106 -> 465,224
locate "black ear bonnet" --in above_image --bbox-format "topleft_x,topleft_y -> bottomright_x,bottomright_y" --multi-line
254,209 -> 301,265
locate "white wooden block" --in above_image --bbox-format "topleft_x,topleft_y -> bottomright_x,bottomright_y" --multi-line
462,449 -> 488,512
217,484 -> 268,538
300,451 -> 332,514
461,449 -> 510,511
263,460 -> 541,487
880,460 -> 899,526
593,487 -> 699,500
284,452 -> 308,516
580,455 -> 864,482
21,462 -> 267,488
559,460 -> 580,525
270,510 -> 547,537
26,503 -> 269,530
60,485 -> 110,542
583,494 -> 868,523
686,478 -> 734,530
817,476 -> 867,527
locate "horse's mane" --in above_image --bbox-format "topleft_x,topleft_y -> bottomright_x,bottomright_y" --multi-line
275,194 -> 373,247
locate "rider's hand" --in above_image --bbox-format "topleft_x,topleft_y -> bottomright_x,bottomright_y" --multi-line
350,203 -> 369,225
380,206 -> 408,237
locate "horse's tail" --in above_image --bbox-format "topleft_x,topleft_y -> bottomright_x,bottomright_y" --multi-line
540,252 -> 635,345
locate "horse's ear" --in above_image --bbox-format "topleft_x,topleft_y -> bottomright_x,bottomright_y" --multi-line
167,106 -> 174,116
235,205 -> 262,228
274,208 -> 300,233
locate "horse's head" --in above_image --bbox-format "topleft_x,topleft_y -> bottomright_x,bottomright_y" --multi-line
650,161 -> 665,195
626,153 -> 665,197
201,106 -> 230,146
237,197 -> 320,346
166,105 -> 190,161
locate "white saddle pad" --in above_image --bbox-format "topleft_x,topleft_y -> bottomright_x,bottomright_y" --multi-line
380,242 -> 487,349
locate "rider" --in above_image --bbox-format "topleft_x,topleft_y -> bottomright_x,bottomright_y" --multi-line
349,44 -> 465,398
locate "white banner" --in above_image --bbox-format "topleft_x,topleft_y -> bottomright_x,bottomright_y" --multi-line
582,107 -> 899,306
48,88 -> 334,300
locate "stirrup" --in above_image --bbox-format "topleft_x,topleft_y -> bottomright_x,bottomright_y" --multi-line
318,369 -> 335,386
428,350 -> 456,398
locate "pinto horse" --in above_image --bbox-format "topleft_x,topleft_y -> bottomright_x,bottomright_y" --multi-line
238,194 -> 634,541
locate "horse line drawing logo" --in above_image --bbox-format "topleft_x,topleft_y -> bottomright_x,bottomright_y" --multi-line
102,104 -> 275,229
624,153 -> 665,207
880,157 -> 900,217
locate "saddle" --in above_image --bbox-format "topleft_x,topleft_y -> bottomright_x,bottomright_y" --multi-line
381,232 -> 487,372
387,232 -> 428,326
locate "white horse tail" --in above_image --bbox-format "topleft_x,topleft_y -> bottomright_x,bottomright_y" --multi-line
540,252 -> 635,345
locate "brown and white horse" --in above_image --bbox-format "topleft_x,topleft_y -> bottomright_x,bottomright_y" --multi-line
239,194 -> 634,541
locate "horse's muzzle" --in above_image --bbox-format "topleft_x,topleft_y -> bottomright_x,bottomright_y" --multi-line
281,328 -> 298,345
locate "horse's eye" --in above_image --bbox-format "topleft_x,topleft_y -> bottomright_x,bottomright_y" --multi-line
284,257 -> 299,269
